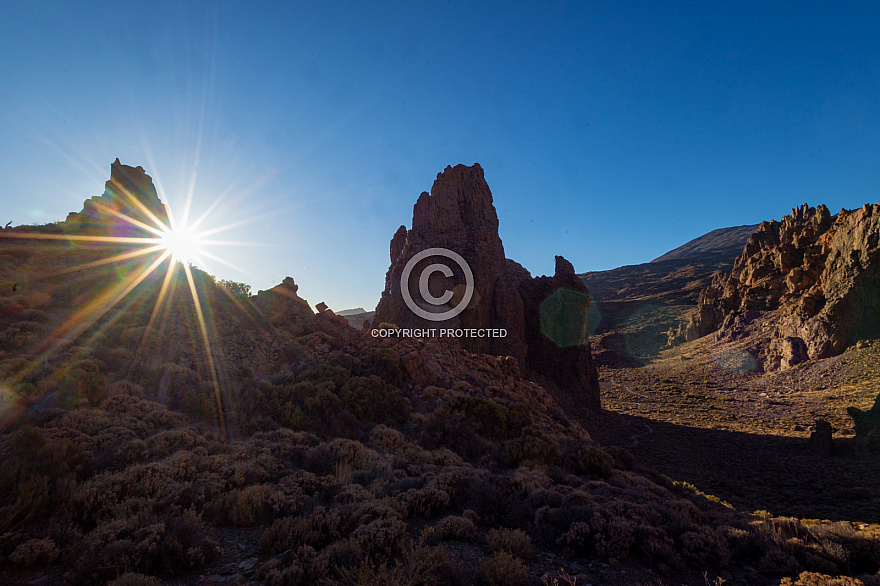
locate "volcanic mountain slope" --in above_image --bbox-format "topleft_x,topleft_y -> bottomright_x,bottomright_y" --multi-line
579,224 -> 758,366
652,224 -> 761,263
2,164 -> 880,585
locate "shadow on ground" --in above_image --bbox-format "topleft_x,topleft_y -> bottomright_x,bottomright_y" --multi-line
582,410 -> 880,524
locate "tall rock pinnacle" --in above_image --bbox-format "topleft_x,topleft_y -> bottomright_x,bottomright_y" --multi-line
374,163 -> 601,410
66,159 -> 169,235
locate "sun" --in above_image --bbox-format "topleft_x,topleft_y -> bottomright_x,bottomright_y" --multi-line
160,223 -> 204,264
0,165 -> 261,439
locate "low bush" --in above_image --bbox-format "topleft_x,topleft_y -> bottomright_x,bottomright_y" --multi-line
475,551 -> 529,586
487,527 -> 532,560
9,537 -> 59,567
438,515 -> 478,542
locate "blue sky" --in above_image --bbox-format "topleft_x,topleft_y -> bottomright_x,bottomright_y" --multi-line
2,1 -> 880,310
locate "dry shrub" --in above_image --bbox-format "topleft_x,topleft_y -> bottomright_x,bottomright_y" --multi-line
557,521 -> 591,556
560,442 -> 614,477
106,348 -> 134,371
22,290 -> 52,309
330,438 -> 391,477
637,525 -> 682,569
438,515 -> 477,542
456,476 -> 533,530
593,514 -> 635,559
504,427 -> 559,469
338,375 -> 408,423
487,527 -> 532,560
514,467 -> 553,494
392,486 -> 450,519
528,486 -> 566,509
260,507 -> 343,554
370,424 -> 407,452
68,509 -> 219,585
208,483 -> 284,526
331,531 -> 451,586
321,537 -> 364,571
146,428 -> 204,458
536,505 -> 587,545
780,572 -> 867,586
760,548 -> 804,576
352,517 -> 408,560
256,558 -> 307,586
680,525 -> 730,567
420,409 -> 487,461
106,574 -> 163,586
541,568 -> 578,586
9,537 -> 59,567
604,445 -> 636,471
475,551 -> 529,586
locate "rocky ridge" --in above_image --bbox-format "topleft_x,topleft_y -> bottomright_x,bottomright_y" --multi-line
374,164 -> 600,410
673,202 -> 880,371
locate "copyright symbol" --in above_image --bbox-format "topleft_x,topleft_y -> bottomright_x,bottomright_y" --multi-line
401,247 -> 474,322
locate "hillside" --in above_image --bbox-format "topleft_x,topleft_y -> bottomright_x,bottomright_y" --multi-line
2,167 -> 880,585
651,224 -> 760,263
578,225 -> 759,366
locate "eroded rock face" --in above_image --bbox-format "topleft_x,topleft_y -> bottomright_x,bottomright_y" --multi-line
66,158 -> 169,234
675,202 -> 880,370
374,164 -> 600,410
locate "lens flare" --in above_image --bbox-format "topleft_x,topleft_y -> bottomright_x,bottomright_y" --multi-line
161,222 -> 204,264
0,171 -> 263,439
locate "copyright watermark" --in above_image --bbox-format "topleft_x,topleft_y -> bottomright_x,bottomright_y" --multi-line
400,247 -> 474,321
371,327 -> 508,339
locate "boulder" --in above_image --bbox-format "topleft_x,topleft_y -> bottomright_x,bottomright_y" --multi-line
808,419 -> 833,457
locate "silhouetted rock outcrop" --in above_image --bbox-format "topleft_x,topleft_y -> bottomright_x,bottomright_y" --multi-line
65,158 -> 169,234
809,419 -> 833,457
848,394 -> 880,453
673,202 -> 880,370
374,164 -> 600,410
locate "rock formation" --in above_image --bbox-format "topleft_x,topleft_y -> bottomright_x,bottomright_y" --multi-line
65,158 -> 170,235
808,419 -> 833,457
848,393 -> 880,453
672,202 -> 880,370
374,163 -> 600,410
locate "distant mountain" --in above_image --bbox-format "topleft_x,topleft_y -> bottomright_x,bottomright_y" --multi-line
340,309 -> 375,328
579,225 -> 758,365
651,224 -> 759,263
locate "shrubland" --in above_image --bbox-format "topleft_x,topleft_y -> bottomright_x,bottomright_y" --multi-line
1,239 -> 879,584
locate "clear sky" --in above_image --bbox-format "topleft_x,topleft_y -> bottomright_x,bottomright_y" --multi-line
2,1 -> 880,311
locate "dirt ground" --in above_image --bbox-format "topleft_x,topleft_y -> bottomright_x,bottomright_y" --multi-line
576,336 -> 880,524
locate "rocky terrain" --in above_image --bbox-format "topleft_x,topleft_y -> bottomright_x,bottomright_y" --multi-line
338,308 -> 375,330
673,202 -> 880,373
374,163 -> 600,411
2,162 -> 880,586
